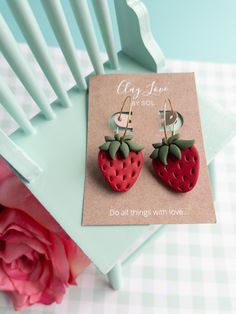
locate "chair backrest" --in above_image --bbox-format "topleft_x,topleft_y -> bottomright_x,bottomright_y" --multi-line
0,0 -> 164,182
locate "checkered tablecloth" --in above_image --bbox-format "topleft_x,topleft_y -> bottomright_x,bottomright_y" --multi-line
0,45 -> 236,314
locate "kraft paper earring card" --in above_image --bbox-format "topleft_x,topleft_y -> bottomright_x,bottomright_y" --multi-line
82,73 -> 216,225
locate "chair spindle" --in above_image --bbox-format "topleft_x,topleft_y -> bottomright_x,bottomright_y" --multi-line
0,14 -> 55,120
69,0 -> 104,74
92,0 -> 119,69
0,77 -> 35,135
7,0 -> 72,108
41,0 -> 87,90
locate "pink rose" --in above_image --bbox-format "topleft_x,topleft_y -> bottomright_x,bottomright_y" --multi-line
0,159 -> 90,310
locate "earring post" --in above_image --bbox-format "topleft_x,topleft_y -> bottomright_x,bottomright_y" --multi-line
117,96 -> 133,139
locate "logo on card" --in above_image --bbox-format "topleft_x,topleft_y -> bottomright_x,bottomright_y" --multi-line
116,79 -> 168,106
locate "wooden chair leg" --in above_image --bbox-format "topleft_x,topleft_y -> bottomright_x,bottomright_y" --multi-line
107,262 -> 123,290
208,160 -> 216,200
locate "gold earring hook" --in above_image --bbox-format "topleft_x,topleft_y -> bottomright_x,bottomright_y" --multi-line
163,98 -> 176,140
117,96 -> 133,139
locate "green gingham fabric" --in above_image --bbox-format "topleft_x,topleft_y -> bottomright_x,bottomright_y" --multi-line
0,45 -> 236,313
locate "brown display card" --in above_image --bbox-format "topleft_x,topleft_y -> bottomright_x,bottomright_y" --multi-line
82,73 -> 216,225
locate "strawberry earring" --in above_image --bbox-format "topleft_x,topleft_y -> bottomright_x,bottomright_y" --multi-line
98,96 -> 144,192
150,98 -> 200,193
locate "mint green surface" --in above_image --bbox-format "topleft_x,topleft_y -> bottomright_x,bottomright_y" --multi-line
1,0 -> 236,63
114,0 -> 164,71
9,52 -> 236,275
0,128 -> 42,183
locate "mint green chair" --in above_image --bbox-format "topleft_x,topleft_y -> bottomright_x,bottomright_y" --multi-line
0,0 -> 236,290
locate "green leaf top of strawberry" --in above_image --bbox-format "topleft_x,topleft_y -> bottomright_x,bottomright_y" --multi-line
150,133 -> 195,165
99,133 -> 144,160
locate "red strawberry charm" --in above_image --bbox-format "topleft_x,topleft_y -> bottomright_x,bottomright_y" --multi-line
98,133 -> 144,192
150,133 -> 200,193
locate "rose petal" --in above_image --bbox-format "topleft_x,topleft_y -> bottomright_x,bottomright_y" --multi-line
0,242 -> 31,263
0,158 -> 91,310
0,208 -> 51,247
47,233 -> 69,283
8,259 -> 50,296
0,262 -> 15,291
17,255 -> 35,274
40,275 -> 66,304
0,159 -> 15,184
27,291 -> 43,306
65,238 -> 90,284
7,291 -> 30,310
2,229 -> 49,259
